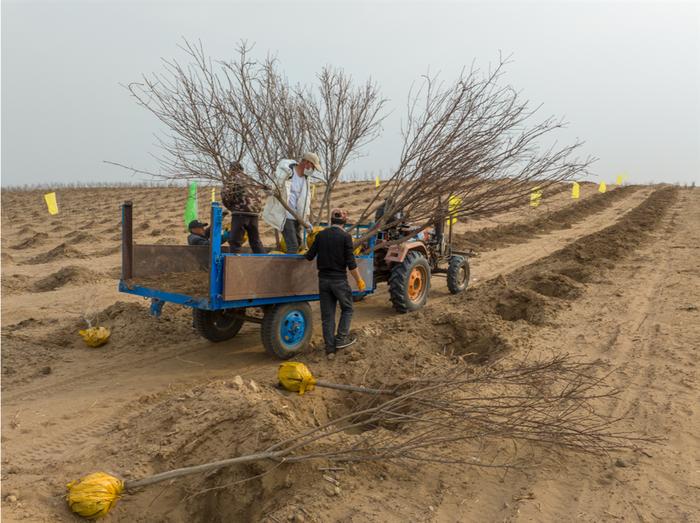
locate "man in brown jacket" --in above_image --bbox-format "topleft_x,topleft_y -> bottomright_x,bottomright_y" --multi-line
221,161 -> 265,253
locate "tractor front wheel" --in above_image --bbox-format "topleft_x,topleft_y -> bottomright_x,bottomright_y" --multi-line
446,255 -> 470,294
389,251 -> 431,313
193,308 -> 245,342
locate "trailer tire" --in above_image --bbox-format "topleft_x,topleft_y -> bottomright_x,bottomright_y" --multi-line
447,255 -> 470,294
389,251 -> 431,313
193,308 -> 245,342
261,302 -> 312,359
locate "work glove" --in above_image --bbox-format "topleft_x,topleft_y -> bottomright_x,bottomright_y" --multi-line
357,278 -> 366,292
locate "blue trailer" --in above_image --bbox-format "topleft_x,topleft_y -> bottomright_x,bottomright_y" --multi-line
118,201 -> 375,359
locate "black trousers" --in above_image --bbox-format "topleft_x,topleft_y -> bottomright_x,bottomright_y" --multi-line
319,278 -> 353,352
229,214 -> 264,253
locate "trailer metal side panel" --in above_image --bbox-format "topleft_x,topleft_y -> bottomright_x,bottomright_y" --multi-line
222,255 -> 373,301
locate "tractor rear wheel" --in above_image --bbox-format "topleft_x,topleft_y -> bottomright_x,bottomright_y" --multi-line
261,302 -> 313,359
193,308 -> 245,342
389,251 -> 431,313
447,255 -> 470,294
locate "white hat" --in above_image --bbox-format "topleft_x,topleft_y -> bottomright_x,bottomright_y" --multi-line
301,152 -> 322,171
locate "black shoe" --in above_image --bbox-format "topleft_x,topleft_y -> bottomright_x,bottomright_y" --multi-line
335,336 -> 357,350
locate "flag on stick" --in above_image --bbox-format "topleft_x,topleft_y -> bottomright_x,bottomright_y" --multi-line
571,182 -> 580,199
184,182 -> 198,231
44,192 -> 59,215
598,182 -> 607,193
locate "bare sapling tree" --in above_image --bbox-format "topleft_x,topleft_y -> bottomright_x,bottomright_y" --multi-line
218,43 -> 316,225
126,353 -> 648,492
349,56 -> 595,246
301,67 -> 387,225
113,40 -> 386,230
117,40 -> 244,184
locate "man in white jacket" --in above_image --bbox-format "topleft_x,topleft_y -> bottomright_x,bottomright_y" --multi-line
262,152 -> 321,253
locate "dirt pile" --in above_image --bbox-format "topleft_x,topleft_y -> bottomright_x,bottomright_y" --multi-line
65,231 -> 98,245
91,300 -> 198,347
10,232 -> 49,250
106,378 -> 325,521
456,186 -> 634,251
32,265 -> 102,292
23,243 -> 87,265
1,273 -> 32,294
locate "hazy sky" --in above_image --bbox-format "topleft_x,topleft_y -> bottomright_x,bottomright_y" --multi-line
2,0 -> 699,186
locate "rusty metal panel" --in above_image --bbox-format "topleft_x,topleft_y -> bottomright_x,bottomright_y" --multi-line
223,256 -> 373,301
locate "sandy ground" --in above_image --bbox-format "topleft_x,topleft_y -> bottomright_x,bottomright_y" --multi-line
1,182 -> 698,522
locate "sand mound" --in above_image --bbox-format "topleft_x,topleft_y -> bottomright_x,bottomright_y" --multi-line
155,236 -> 181,245
32,265 -> 102,292
456,187 -> 632,251
65,231 -> 98,245
431,313 -> 511,362
82,300 -> 198,349
110,380 -> 307,521
1,273 -> 32,294
24,243 -> 87,264
2,251 -> 15,264
526,272 -> 583,299
10,232 -> 49,250
17,225 -> 36,236
495,287 -> 547,324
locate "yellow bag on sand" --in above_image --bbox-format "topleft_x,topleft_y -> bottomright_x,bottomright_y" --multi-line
278,362 -> 317,395
79,327 -> 111,348
67,472 -> 123,519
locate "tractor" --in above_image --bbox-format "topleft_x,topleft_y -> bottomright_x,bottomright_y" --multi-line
369,205 -> 471,313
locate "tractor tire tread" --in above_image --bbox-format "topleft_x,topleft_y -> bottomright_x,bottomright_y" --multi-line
446,255 -> 470,294
389,251 -> 430,313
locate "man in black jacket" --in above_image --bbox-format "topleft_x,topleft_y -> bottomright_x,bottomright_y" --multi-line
305,208 -> 366,359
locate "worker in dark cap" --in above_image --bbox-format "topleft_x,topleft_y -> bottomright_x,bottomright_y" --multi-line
187,220 -> 210,246
305,208 -> 366,359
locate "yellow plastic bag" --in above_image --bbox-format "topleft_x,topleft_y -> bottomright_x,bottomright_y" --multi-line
278,362 -> 317,395
306,226 -> 324,249
67,472 -> 123,519
79,327 -> 111,348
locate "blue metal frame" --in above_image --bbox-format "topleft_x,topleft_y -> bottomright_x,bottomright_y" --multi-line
119,202 -> 377,313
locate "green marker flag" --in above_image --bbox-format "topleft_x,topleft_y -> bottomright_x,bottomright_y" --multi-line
184,182 -> 198,231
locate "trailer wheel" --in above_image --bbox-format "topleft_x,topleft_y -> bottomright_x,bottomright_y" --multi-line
193,308 -> 244,342
447,255 -> 470,294
261,302 -> 312,359
389,251 -> 431,313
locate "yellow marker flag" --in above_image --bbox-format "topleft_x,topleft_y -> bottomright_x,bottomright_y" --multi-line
211,187 -> 216,202
615,174 -> 624,186
571,182 -> 580,199
530,188 -> 542,207
44,192 -> 59,215
598,182 -> 607,193
375,175 -> 380,188
447,195 -> 462,225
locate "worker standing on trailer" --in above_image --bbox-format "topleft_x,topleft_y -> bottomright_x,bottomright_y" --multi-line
222,161 -> 265,253
262,152 -> 321,253
305,208 -> 366,360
